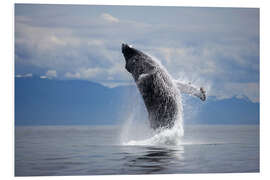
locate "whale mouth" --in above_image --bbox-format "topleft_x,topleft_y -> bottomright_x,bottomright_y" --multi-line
121,43 -> 130,53
121,43 -> 132,57
121,43 -> 139,60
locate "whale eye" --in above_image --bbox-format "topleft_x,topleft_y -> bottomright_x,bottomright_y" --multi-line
132,58 -> 138,63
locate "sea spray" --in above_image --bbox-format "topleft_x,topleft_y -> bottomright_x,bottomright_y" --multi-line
123,120 -> 184,146
120,54 -> 185,146
119,84 -> 154,144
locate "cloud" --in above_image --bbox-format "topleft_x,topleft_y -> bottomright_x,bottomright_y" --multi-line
210,82 -> 259,103
14,5 -> 259,102
99,81 -> 134,88
100,13 -> 119,23
65,72 -> 81,79
64,68 -> 103,80
15,73 -> 32,78
39,70 -> 57,79
64,65 -> 127,82
40,75 -> 48,79
46,70 -> 57,78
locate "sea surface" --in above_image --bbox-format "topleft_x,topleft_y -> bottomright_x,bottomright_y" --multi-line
15,125 -> 259,176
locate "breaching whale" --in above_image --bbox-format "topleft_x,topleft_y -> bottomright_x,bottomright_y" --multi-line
121,43 -> 206,130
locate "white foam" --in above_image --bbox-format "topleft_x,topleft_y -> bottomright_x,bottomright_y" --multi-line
123,122 -> 183,146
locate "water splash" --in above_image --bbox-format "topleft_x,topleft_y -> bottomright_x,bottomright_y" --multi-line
123,122 -> 184,146
120,54 -> 185,146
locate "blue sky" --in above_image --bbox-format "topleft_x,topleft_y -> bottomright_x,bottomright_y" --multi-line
15,4 -> 259,102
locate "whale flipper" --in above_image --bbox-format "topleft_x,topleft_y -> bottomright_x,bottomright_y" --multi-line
174,80 -> 206,101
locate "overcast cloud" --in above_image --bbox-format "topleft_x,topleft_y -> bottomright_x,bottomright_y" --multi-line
15,4 -> 259,102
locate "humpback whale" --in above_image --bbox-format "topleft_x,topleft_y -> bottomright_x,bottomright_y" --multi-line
121,43 -> 206,130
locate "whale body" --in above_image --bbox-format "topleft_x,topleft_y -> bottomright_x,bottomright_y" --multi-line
121,44 -> 183,129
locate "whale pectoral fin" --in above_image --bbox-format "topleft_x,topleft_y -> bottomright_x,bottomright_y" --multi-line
138,73 -> 150,81
174,81 -> 206,101
137,68 -> 157,83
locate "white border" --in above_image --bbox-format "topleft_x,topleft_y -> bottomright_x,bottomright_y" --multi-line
11,0 -> 263,7
1,0 -> 269,180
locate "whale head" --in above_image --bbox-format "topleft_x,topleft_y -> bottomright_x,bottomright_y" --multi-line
121,43 -> 156,80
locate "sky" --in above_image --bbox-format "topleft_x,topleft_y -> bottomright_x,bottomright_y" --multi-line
15,4 -> 259,103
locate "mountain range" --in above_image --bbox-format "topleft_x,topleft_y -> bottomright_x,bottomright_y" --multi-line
15,77 -> 259,126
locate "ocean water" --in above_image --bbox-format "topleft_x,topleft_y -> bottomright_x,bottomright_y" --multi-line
15,125 -> 259,176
